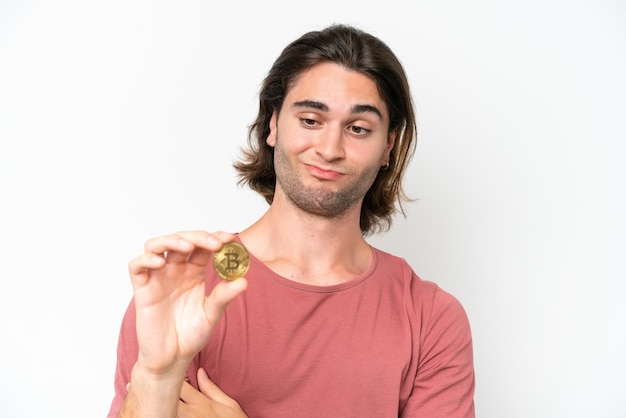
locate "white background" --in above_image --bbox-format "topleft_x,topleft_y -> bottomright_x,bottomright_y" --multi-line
1,0 -> 625,417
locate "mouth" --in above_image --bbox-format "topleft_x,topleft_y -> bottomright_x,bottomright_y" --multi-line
304,163 -> 345,180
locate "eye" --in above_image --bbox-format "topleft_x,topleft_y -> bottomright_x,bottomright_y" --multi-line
348,125 -> 371,136
300,118 -> 319,128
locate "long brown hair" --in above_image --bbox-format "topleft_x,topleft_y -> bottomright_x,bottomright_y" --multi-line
234,24 -> 417,235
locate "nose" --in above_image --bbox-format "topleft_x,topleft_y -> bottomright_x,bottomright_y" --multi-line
315,126 -> 345,162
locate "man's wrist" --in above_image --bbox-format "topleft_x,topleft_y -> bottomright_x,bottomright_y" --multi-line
119,362 -> 187,418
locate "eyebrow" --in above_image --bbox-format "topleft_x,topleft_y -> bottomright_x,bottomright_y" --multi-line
291,100 -> 383,120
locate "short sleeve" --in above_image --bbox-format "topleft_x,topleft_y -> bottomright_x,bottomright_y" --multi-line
401,288 -> 475,417
107,299 -> 138,418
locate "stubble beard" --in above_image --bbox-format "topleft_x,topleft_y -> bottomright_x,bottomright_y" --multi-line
273,133 -> 380,219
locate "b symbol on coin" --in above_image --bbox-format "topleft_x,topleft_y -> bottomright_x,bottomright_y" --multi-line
213,242 -> 250,281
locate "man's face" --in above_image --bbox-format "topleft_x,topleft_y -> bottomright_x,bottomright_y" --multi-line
266,62 -> 395,219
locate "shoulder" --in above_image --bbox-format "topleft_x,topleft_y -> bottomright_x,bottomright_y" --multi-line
372,247 -> 470,330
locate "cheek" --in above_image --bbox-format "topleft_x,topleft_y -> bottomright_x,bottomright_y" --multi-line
349,142 -> 388,166
277,126 -> 316,154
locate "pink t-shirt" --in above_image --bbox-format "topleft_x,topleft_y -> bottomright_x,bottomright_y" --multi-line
108,246 -> 474,417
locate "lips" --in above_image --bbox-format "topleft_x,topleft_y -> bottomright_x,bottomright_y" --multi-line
304,163 -> 345,180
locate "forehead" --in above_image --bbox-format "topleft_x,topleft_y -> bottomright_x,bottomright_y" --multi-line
283,62 -> 389,120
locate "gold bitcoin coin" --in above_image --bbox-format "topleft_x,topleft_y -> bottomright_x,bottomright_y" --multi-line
213,242 -> 250,281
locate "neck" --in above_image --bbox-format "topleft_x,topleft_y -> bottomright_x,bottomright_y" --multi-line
239,190 -> 371,286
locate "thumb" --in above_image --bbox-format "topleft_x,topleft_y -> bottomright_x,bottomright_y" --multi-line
204,278 -> 248,328
197,367 -> 232,403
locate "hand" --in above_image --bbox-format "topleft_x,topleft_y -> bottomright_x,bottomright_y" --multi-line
178,368 -> 248,418
128,231 -> 248,378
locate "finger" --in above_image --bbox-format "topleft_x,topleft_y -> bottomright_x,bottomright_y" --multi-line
212,231 -> 237,243
176,230 -> 236,252
143,231 -> 236,255
177,398 -> 191,418
164,249 -> 191,264
128,253 -> 166,286
203,278 -> 248,330
197,367 -> 234,404
162,237 -> 194,264
179,380 -> 198,404
176,231 -> 237,266
144,234 -> 194,264
129,231 -> 238,284
185,247 -> 213,267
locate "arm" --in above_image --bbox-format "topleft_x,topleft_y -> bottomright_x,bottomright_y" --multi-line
116,231 -> 248,418
401,288 -> 475,418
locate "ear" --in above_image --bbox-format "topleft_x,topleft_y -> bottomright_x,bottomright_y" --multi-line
382,129 -> 397,166
266,111 -> 278,147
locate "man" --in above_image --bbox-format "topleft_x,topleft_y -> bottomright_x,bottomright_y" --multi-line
108,24 -> 475,418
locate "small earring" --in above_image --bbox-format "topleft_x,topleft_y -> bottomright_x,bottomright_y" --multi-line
382,162 -> 390,171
